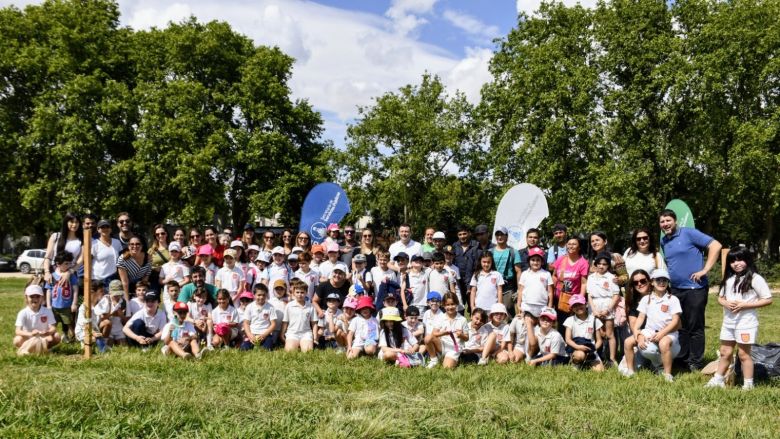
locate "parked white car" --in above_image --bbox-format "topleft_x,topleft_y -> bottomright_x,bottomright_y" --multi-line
16,249 -> 47,274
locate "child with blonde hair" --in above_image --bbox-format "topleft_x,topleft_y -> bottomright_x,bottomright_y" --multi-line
281,280 -> 318,352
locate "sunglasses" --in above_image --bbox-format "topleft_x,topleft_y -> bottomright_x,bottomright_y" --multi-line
344,230 -> 355,234
362,234 -> 372,238
653,278 -> 669,283
118,219 -> 130,224
297,237 -> 309,240
190,234 -> 200,238
632,278 -> 649,286
128,243 -> 141,247
156,232 -> 167,236
636,236 -> 650,242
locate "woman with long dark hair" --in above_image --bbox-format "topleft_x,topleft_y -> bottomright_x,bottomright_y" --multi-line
623,227 -> 666,277
43,212 -> 83,284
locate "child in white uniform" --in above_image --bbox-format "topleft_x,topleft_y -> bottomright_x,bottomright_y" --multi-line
528,307 -> 568,366
282,281 -> 318,352
188,286 -> 214,348
706,249 -> 773,390
161,302 -> 201,359
424,292 -> 469,369
402,306 -> 426,354
470,253 -> 504,312
622,269 -> 681,382
563,294 -> 604,371
587,253 -> 620,365
478,303 -> 511,365
107,280 -> 127,345
421,291 -> 444,338
378,307 -> 420,365
462,308 -> 488,364
517,247 -> 553,357
211,289 -> 240,348
159,242 -> 191,295
75,283 -> 111,353
347,296 -> 380,359
215,249 -> 245,303
14,285 -> 61,355
240,284 -> 277,350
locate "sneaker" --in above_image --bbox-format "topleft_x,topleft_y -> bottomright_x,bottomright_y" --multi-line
335,346 -> 346,354
663,373 -> 674,382
604,359 -> 615,369
478,358 -> 489,366
205,345 -> 215,351
621,368 -> 635,378
742,383 -> 754,391
195,351 -> 203,360
183,353 -> 193,360
704,377 -> 725,388
426,357 -> 439,369
141,347 -> 150,353
161,345 -> 170,356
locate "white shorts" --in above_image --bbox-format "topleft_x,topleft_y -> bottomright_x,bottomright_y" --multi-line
286,331 -> 313,342
638,335 -> 681,367
720,326 -> 757,345
521,303 -> 544,318
592,298 -> 615,320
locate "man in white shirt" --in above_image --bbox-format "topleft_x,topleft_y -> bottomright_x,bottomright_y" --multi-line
389,223 -> 422,262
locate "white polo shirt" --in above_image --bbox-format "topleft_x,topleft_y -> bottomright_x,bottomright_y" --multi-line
563,314 -> 603,340
16,306 -> 56,332
243,301 -> 275,335
720,274 -> 772,329
519,269 -> 553,307
535,326 -> 567,356
637,293 -> 682,336
388,239 -> 422,260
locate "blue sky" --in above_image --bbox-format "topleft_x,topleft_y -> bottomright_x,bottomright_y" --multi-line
2,0 -> 596,147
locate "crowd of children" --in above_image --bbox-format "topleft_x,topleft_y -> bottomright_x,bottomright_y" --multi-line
13,231 -> 773,390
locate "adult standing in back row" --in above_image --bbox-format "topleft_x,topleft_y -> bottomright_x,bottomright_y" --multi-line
659,209 -> 722,371
388,224 -> 422,261
453,225 -> 478,312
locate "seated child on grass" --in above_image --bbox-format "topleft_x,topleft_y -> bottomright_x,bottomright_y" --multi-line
14,285 -> 61,355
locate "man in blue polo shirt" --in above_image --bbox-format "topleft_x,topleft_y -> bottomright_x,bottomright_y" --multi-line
659,209 -> 722,371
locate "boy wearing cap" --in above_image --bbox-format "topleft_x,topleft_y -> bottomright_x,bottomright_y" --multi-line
268,279 -> 289,346
240,284 -> 278,350
159,242 -> 191,291
402,306 -> 425,354
267,246 -> 292,289
310,244 -> 325,269
14,285 -> 61,354
123,291 -> 167,349
162,302 -> 201,359
317,292 -> 344,348
107,280 -> 127,345
528,307 -> 569,366
349,253 -> 374,293
75,282 -> 112,353
492,227 -> 518,318
215,249 -> 246,302
622,269 -> 682,381
318,242 -> 343,283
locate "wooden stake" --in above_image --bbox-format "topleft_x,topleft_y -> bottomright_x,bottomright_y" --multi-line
721,248 -> 730,281
83,228 -> 92,359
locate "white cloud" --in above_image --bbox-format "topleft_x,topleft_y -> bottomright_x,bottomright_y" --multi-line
516,0 -> 598,17
385,0 -> 439,36
442,9 -> 500,41
3,0 -> 496,147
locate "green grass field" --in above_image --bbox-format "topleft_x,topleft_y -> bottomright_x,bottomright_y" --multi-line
1,278 -> 778,438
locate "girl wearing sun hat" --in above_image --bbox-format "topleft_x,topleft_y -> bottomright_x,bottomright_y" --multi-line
378,307 -> 421,366
346,296 -> 379,359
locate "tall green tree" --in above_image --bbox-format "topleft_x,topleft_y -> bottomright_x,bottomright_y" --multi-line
340,74 -> 492,235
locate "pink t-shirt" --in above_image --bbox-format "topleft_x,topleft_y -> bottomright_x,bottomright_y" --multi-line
552,256 -> 589,297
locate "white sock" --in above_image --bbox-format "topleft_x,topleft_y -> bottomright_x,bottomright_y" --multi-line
206,333 -> 213,346
711,374 -> 724,383
743,378 -> 754,386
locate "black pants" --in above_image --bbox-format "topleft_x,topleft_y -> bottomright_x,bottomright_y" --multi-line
671,287 -> 708,369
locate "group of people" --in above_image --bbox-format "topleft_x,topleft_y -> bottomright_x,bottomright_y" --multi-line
13,210 -> 773,389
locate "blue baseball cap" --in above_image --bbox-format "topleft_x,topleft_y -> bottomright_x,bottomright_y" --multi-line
426,291 -> 442,301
